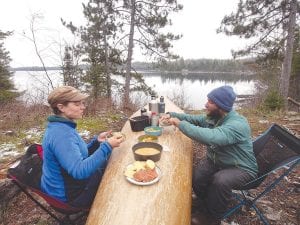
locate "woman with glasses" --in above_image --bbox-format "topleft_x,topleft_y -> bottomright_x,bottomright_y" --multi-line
41,86 -> 124,208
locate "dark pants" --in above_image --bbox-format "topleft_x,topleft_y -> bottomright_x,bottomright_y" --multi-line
68,141 -> 106,209
192,158 -> 253,218
68,165 -> 106,209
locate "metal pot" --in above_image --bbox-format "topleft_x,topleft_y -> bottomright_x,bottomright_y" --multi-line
129,116 -> 150,132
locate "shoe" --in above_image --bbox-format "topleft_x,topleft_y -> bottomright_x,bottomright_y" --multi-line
191,195 -> 208,214
206,213 -> 222,225
191,217 -> 221,225
191,211 -> 221,225
191,211 -> 207,225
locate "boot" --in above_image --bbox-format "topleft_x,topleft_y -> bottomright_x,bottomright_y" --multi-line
191,211 -> 207,225
191,211 -> 221,225
192,194 -> 208,214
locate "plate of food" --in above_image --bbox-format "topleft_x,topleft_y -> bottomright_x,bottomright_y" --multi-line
124,160 -> 162,186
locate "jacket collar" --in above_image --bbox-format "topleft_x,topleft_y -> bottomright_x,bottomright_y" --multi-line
47,115 -> 77,128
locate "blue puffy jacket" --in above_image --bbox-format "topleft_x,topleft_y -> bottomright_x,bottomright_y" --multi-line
41,115 -> 112,202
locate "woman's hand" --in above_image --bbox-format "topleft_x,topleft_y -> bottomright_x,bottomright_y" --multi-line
107,136 -> 123,148
98,130 -> 125,148
97,131 -> 112,142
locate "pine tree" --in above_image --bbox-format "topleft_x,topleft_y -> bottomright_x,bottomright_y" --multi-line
217,0 -> 299,109
0,30 -> 18,104
121,0 -> 182,106
61,45 -> 83,88
62,0 -> 123,98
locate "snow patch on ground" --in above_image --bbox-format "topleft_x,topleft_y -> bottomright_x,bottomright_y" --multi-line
0,143 -> 20,158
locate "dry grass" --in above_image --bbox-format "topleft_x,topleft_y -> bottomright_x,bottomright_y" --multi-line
0,102 -> 50,131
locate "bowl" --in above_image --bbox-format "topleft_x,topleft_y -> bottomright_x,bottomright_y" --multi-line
132,142 -> 163,162
144,126 -> 162,136
129,116 -> 150,132
138,134 -> 158,143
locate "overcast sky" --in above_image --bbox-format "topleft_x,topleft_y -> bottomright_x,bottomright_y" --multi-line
1,0 -> 245,67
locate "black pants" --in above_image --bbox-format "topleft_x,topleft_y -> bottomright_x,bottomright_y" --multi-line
68,165 -> 106,208
192,158 -> 254,218
68,141 -> 107,208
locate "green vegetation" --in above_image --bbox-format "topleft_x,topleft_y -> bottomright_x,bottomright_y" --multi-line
263,89 -> 284,111
218,0 -> 299,109
153,58 -> 253,73
0,30 -> 19,104
78,113 -> 123,134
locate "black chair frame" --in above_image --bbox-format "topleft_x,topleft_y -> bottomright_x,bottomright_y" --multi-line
8,173 -> 88,225
222,124 -> 300,225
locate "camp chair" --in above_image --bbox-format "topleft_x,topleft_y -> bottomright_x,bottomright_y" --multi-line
222,123 -> 300,225
7,144 -> 89,225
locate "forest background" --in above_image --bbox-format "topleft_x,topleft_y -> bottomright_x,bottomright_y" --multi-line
0,0 -> 299,110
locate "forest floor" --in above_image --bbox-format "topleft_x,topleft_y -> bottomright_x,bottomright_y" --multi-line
0,105 -> 299,225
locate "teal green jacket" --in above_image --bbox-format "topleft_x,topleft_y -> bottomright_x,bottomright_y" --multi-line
170,111 -> 258,177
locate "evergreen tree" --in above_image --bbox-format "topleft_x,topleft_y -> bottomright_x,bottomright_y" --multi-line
217,0 -> 299,108
121,0 -> 182,106
61,45 -> 83,88
0,30 -> 18,104
62,0 -> 123,98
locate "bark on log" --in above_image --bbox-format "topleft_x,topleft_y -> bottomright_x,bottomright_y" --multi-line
86,98 -> 193,225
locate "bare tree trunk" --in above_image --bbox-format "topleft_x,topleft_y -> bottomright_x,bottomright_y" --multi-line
104,34 -> 111,98
280,0 -> 297,109
124,0 -> 136,108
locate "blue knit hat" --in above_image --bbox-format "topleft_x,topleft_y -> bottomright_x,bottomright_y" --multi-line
207,86 -> 236,112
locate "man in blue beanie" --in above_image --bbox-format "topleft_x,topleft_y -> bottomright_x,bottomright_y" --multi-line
161,85 -> 257,225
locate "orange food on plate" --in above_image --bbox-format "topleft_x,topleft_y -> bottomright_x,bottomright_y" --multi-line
133,168 -> 158,182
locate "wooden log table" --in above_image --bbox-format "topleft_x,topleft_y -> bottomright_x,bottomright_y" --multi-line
86,98 -> 193,225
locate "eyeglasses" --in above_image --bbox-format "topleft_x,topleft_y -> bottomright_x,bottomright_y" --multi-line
68,101 -> 86,106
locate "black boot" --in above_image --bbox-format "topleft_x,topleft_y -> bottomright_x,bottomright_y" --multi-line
191,211 -> 221,225
191,194 -> 208,214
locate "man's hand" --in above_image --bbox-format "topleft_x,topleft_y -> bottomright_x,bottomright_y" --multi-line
159,113 -> 171,125
169,117 -> 181,127
160,113 -> 171,120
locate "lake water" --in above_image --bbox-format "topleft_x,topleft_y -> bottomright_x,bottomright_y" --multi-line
12,70 -> 257,110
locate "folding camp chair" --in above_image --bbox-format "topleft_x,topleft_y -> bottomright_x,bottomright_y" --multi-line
7,144 -> 89,225
222,124 -> 300,225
